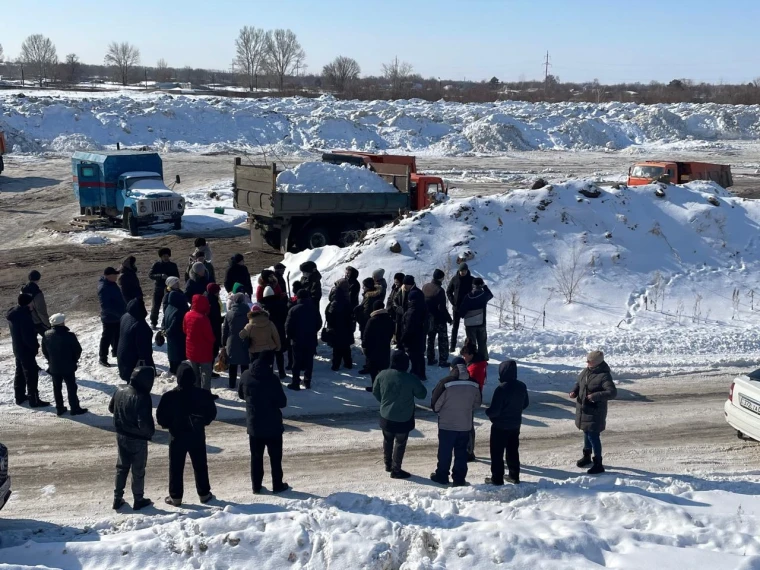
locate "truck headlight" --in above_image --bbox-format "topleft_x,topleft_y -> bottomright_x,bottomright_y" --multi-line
177,200 -> 184,210
138,201 -> 148,213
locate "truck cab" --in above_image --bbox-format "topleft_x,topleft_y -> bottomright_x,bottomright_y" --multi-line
628,161 -> 733,189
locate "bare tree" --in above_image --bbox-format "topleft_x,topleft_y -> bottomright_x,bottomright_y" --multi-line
104,42 -> 141,86
62,53 -> 81,84
264,29 -> 305,89
234,26 -> 266,91
322,56 -> 361,93
552,243 -> 590,304
381,56 -> 413,97
155,58 -> 171,82
20,34 -> 58,87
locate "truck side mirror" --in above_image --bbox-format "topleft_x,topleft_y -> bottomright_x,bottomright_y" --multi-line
175,175 -> 181,185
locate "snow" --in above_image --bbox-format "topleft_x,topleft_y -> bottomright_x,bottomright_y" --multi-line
276,161 -> 398,193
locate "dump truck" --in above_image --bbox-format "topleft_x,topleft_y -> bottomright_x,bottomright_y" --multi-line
72,150 -> 184,236
628,161 -> 733,188
233,153 -> 447,252
0,131 -> 6,175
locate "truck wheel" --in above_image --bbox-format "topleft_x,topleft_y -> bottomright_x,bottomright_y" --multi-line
738,430 -> 745,440
263,230 -> 282,250
302,226 -> 330,250
173,218 -> 182,231
126,211 -> 139,236
338,226 -> 364,247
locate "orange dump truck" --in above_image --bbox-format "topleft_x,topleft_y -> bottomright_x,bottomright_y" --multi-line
628,161 -> 732,188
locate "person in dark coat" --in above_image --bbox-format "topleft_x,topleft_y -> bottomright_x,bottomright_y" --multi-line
325,278 -> 355,371
99,267 -> 127,368
117,299 -> 155,382
224,254 -> 253,296
356,277 -> 383,375
185,262 -> 209,304
485,360 -> 529,485
385,272 -> 404,344
21,270 -> 51,337
361,301 -> 394,391
222,293 -> 251,389
446,263 -> 474,352
205,283 -> 223,368
157,362 -> 217,507
8,293 -> 49,407
570,350 -> 617,475
149,248 -> 180,328
163,286 -> 189,375
274,263 -> 288,297
345,266 -> 361,310
42,313 -> 87,416
285,289 -> 322,390
423,269 -> 452,367
256,270 -> 283,302
458,277 -> 494,360
373,269 -> 388,306
261,285 -> 288,379
185,249 -> 216,284
299,261 -> 322,305
109,366 -> 155,511
238,350 -> 289,494
402,288 -> 428,380
118,255 -> 143,304
392,275 -> 420,350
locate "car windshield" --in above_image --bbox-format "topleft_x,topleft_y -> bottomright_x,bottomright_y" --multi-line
126,177 -> 165,191
631,165 -> 666,179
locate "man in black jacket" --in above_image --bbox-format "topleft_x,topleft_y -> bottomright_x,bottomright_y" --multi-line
485,360 -> 529,485
21,270 -> 51,337
285,289 -> 322,390
99,267 -> 127,368
109,366 -> 155,511
299,261 -> 323,305
402,288 -> 428,380
224,253 -> 253,296
345,266 -> 361,310
148,248 -> 180,329
118,255 -> 143,304
458,277 -> 494,360
274,263 -> 288,296
361,301 -> 394,391
446,263 -> 474,352
392,275 -> 419,350
42,313 -> 87,416
422,269 -> 452,368
238,351 -> 289,494
8,294 -> 49,407
157,362 -> 217,507
117,299 -> 155,382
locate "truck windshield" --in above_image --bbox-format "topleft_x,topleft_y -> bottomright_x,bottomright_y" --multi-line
126,177 -> 164,191
631,165 -> 666,180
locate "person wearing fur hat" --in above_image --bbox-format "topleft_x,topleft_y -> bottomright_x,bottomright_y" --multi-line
422,269 -> 452,368
458,277 -> 494,360
355,277 -> 383,375
184,262 -> 209,304
185,248 -> 215,284
99,267 -> 127,368
362,300 -> 395,391
184,238 -> 213,280
8,293 -> 49,407
204,283 -> 223,375
274,263 -> 288,297
162,280 -> 189,375
402,287 -> 428,380
299,261 -> 322,305
149,248 -> 180,329
570,350 -> 617,475
223,293 -> 251,389
285,289 -> 322,390
260,285 -> 288,379
21,270 -> 51,337
385,272 -> 404,342
344,266 -> 361,310
118,255 -> 143,304
42,313 -> 87,416
224,254 -> 253,296
372,269 -> 388,306
446,263 -> 474,353
392,275 -> 420,350
325,278 -> 355,371
239,304 -> 281,361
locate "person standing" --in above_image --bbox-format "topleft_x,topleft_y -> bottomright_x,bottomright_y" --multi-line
109,366 -> 155,511
239,304 -> 281,363
118,255 -> 143,304
356,277 -> 382,375
157,362 -> 217,507
570,351 -> 617,475
148,248 -> 180,329
274,263 -> 288,295
184,294 -> 216,393
392,275 -> 419,350
345,266 -> 361,310
117,299 -> 155,382
361,301 -> 394,392
42,313 -> 87,416
223,254 -> 253,296
255,271 -> 283,303
226,282 -> 252,311
8,294 -> 49,407
185,262 -> 209,304
385,272 -> 404,345
402,289 -> 428,380
205,283 -> 223,373
186,246 -> 215,283
285,289 -> 322,390
373,269 -> 388,305
325,279 -> 355,371
98,267 -> 127,368
423,269 -> 452,368
261,286 -> 289,379
21,270 -> 51,338
190,237 -> 213,265
430,358 -> 482,487
162,279 -> 189,375
446,263 -> 474,353
458,277 -> 494,360
485,360 -> 529,485
461,340 -> 488,460
299,261 -> 323,305
372,351 -> 427,478
222,293 -> 251,389
238,350 -> 289,494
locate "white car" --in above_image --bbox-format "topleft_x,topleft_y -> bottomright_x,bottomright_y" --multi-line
0,442 -> 10,511
725,370 -> 760,441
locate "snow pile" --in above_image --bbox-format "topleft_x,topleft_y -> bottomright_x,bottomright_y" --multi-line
276,161 -> 397,194
180,180 -> 247,233
3,475 -> 760,568
3,90 -> 760,155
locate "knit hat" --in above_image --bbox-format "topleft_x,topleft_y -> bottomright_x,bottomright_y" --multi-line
372,268 -> 385,280
250,303 -> 264,314
275,263 -> 286,272
362,277 -> 375,289
194,237 -> 207,247
192,262 -> 206,274
458,263 -> 469,272
166,276 -> 180,289
104,267 -> 119,276
299,261 -> 316,273
402,275 -> 415,286
28,270 -> 41,281
587,350 -> 604,367
232,292 -> 247,304
473,277 -> 484,287
232,282 -> 245,294
18,293 -> 33,306
206,283 -> 220,295
50,313 -> 66,326
232,253 -> 244,264
263,286 -> 275,298
394,272 -> 405,282
432,269 -> 444,281
158,247 -> 171,257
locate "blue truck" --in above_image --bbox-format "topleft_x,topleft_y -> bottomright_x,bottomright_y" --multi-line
72,150 -> 184,236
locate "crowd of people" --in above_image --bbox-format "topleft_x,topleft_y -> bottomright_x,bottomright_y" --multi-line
6,237 -> 618,509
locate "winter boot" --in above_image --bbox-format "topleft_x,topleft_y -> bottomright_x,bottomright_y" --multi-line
452,480 -> 470,487
304,379 -> 312,390
199,492 -> 215,504
112,498 -> 126,510
272,483 -> 290,494
164,496 -> 182,507
430,472 -> 450,486
15,394 -> 29,405
467,453 -> 476,463
99,359 -> 111,368
587,456 -> 605,475
358,366 -> 370,375
56,406 -> 67,416
485,477 -> 503,485
576,449 -> 592,468
505,475 -> 520,485
391,469 -> 411,479
287,380 -> 301,391
29,395 -> 51,408
71,407 -> 89,416
427,359 -> 436,366
133,497 -> 153,510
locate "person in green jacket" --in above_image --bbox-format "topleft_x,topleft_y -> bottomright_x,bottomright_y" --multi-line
373,350 -> 428,479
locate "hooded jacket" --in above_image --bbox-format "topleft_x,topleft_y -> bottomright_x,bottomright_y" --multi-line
163,290 -> 189,363
184,295 -> 216,363
345,267 -> 361,309
238,351 -> 287,438
485,361 -> 529,430
285,297 -> 322,350
373,352 -> 427,432
224,256 -> 253,296
156,362 -> 217,438
362,308 -> 394,369
117,299 -> 154,382
325,284 -> 355,346
108,366 -> 155,441
223,296 -> 252,366
431,365 -> 482,432
118,257 -> 143,303
354,284 -> 383,331
7,304 -> 38,358
21,281 -> 50,329
148,259 -> 180,292
239,310 -> 281,354
184,265 -> 210,304
42,325 -> 82,376
373,270 -> 388,306
459,286 -> 494,327
98,276 -> 127,324
422,279 -> 451,326
572,361 -> 617,433
446,270 -> 474,312
401,289 -> 428,351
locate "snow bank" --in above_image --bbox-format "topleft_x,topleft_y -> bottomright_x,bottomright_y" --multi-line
276,161 -> 397,193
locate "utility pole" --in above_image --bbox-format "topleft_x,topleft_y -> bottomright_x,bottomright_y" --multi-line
543,51 -> 551,94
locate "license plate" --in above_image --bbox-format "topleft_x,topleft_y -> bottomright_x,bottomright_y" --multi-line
740,395 -> 760,415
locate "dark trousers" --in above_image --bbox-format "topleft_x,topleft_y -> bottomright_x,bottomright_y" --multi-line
35,323 -> 50,339
150,288 -> 165,327
465,325 -> 489,360
490,426 -> 520,482
229,364 -> 239,389
427,322 -> 449,364
168,434 -> 211,500
407,346 -> 426,380
114,434 -> 148,501
14,354 -> 39,401
583,430 -> 602,457
169,360 -> 181,375
450,311 -> 461,351
435,429 -> 470,483
99,322 -> 120,360
51,373 -> 81,410
467,413 -> 476,456
332,344 -> 352,369
292,346 -> 314,381
249,434 -> 284,491
382,430 -> 409,471
275,350 -> 286,376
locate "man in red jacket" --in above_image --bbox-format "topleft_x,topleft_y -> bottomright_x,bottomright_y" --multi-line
183,295 -> 216,398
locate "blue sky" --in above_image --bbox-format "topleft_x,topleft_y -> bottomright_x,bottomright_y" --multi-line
2,0 -> 756,84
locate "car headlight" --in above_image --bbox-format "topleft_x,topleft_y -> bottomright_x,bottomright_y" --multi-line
138,201 -> 148,214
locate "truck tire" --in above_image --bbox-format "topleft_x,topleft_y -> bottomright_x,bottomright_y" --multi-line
126,210 -> 139,236
173,218 -> 182,231
301,226 -> 330,250
338,225 -> 364,247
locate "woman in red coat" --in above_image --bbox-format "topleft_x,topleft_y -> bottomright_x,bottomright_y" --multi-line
183,294 -> 216,396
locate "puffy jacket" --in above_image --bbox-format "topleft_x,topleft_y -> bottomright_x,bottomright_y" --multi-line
108,366 -> 155,441
162,291 -> 188,363
401,290 -> 428,351
467,355 -> 488,391
148,260 -> 180,292
446,270 -> 474,312
183,295 -> 216,363
572,361 -> 617,433
346,267 -> 360,309
185,259 -> 216,284
117,299 -> 154,382
223,298 -> 252,366
285,297 -> 322,350
98,276 -> 126,324
373,352 -> 427,432
21,281 -> 50,329
224,258 -> 253,296
184,269 -> 209,305
431,366 -> 482,432
422,280 -> 451,326
7,305 -> 38,358
374,277 -> 388,307
238,351 -> 287,438
325,288 -> 355,347
118,258 -> 143,303
355,285 -> 383,331
486,361 -> 529,430
459,286 -> 494,327
304,270 -> 323,305
385,284 -> 402,314
156,362 -> 217,438
206,292 -> 223,344
239,311 -> 281,354
362,309 -> 394,369
42,326 -> 82,376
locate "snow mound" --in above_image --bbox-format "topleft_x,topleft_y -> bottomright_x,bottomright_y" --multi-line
181,180 -> 247,232
276,161 -> 397,194
70,232 -> 110,245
